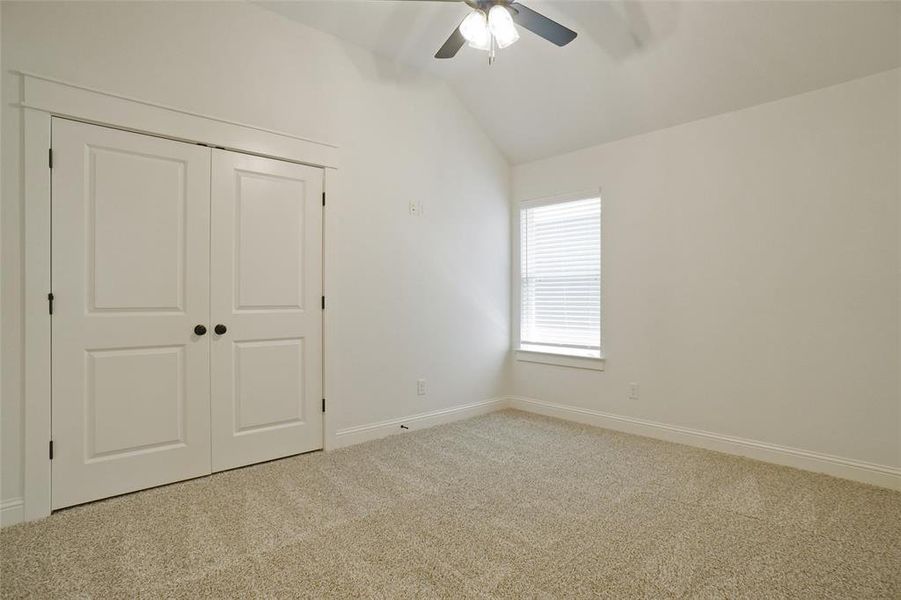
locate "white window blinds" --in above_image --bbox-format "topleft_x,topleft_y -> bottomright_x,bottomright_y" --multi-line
520,196 -> 601,357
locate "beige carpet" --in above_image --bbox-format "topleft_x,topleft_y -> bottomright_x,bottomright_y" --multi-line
1,410 -> 899,599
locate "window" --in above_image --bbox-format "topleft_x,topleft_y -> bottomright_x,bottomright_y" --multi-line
518,194 -> 602,364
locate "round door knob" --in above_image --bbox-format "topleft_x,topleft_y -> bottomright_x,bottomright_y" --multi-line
194,324 -> 207,336
214,324 -> 227,335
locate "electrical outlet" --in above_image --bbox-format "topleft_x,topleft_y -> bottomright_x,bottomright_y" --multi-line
629,382 -> 639,400
417,378 -> 426,396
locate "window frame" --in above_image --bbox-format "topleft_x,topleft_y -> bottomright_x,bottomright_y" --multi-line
512,189 -> 605,371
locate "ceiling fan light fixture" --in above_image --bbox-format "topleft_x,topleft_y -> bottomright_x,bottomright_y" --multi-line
433,0 -> 576,62
488,5 -> 520,49
459,10 -> 491,51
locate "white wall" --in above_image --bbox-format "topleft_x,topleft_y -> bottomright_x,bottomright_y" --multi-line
512,69 -> 901,468
0,2 -> 510,510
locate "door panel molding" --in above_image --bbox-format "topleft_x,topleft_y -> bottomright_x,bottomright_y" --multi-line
234,338 -> 306,434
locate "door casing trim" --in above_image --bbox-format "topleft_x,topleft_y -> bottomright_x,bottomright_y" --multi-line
18,72 -> 339,522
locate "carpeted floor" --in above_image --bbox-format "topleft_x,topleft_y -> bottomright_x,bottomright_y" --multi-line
1,410 -> 899,599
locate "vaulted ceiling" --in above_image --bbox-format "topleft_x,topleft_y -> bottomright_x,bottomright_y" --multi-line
260,1 -> 901,164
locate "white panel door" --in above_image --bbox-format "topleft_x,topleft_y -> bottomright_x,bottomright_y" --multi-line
210,149 -> 323,472
51,118 -> 212,509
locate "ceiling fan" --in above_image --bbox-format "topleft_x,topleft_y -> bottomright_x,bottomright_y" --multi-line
414,0 -> 578,63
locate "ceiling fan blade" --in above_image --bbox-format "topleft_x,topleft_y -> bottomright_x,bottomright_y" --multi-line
387,0 -> 460,2
435,21 -> 466,58
392,0 -> 478,6
510,3 -> 577,47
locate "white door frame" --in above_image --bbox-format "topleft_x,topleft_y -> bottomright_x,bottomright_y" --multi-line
17,72 -> 340,522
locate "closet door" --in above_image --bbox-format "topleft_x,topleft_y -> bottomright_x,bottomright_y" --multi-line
51,119 -> 212,509
210,150 -> 323,471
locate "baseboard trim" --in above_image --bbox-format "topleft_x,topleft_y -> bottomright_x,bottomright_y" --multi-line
507,396 -> 901,491
332,398 -> 507,449
1,498 -> 25,528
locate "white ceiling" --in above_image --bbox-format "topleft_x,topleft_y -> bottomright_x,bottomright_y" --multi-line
259,1 -> 901,164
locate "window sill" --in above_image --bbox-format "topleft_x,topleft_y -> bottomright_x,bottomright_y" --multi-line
515,349 -> 606,371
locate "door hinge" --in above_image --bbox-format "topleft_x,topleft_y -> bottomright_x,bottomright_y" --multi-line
48,149 -> 53,169
322,191 -> 326,207
321,296 -> 325,310
48,292 -> 54,315
321,398 -> 326,413
49,440 -> 54,460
